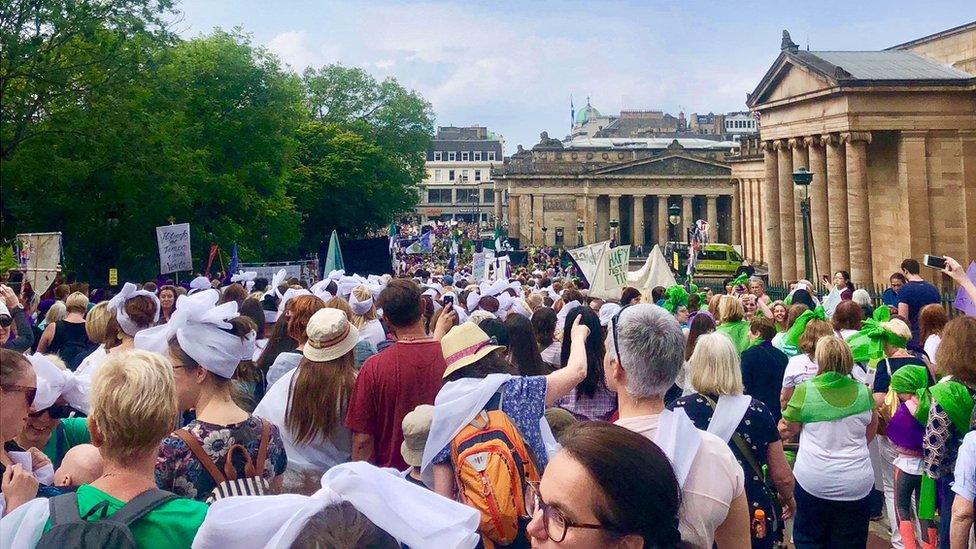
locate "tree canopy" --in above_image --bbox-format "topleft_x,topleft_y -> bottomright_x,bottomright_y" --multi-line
0,1 -> 434,283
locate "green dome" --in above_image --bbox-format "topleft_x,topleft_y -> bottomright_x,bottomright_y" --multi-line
575,103 -> 600,125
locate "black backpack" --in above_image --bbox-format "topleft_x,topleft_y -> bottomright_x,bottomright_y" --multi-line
36,489 -> 177,549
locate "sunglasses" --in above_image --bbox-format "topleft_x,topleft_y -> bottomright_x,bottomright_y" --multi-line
0,316 -> 11,328
525,482 -> 609,543
610,304 -> 634,373
2,384 -> 37,407
30,404 -> 76,419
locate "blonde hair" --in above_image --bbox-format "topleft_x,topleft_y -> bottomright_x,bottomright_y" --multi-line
349,286 -> 377,329
85,301 -> 112,345
814,335 -> 854,375
689,332 -> 744,396
799,319 -> 835,356
44,301 -> 67,326
880,319 -> 912,356
716,295 -> 744,324
89,350 -> 177,462
525,293 -> 544,312
65,292 -> 90,314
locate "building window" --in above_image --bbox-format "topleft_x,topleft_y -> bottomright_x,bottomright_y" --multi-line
433,151 -> 442,161
449,169 -> 455,181
461,151 -> 470,161
456,189 -> 479,203
487,151 -> 496,161
483,189 -> 494,203
427,189 -> 452,204
448,151 -> 456,161
461,169 -> 469,182
434,170 -> 442,182
474,151 -> 482,161
474,170 -> 481,181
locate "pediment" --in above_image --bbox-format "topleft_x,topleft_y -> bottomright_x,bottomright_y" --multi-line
749,53 -> 836,107
588,154 -> 730,177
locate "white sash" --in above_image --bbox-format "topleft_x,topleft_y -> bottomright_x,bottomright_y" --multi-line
653,408 -> 703,488
705,394 -> 752,444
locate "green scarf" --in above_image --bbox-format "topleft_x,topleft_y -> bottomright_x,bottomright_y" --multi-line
888,365 -> 932,422
846,307 -> 908,363
782,372 -> 875,424
920,379 -> 975,520
717,319 -> 755,354
731,272 -> 749,287
783,305 -> 827,348
662,285 -> 689,314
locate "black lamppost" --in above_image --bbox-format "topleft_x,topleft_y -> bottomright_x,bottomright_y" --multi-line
542,226 -> 548,247
529,217 -> 535,245
793,166 -> 814,281
576,217 -> 584,246
668,203 -> 681,242
609,218 -> 619,246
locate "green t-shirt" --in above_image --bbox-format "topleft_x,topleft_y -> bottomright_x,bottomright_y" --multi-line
44,485 -> 208,547
43,417 -> 91,469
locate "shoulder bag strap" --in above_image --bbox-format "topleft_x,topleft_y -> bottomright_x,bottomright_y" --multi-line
173,428 -> 226,484
49,492 -> 81,525
254,419 -> 272,477
700,396 -> 766,482
108,489 -> 178,526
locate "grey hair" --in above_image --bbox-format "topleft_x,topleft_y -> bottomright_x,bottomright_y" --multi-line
606,304 -> 685,399
852,288 -> 872,307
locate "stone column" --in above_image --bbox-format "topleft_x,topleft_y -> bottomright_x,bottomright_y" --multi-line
761,144 -> 781,282
657,195 -> 670,246
633,196 -> 645,249
807,137 -> 830,280
706,195 -> 719,242
532,193 -> 545,246
518,194 -> 532,244
681,195 -> 693,242
508,193 -> 520,238
790,138 -> 809,279
897,132 -> 933,266
586,195 -> 598,244
731,184 -> 741,246
824,134 -> 850,276
755,177 -> 764,264
843,132 -> 873,285
609,195 -> 621,242
775,140 -> 796,281
493,183 -> 503,222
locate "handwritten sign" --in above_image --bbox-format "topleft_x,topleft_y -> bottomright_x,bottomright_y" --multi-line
588,244 -> 631,300
156,223 -> 192,274
607,246 -> 630,286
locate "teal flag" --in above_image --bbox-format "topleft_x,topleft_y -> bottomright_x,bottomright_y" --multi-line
323,230 -> 344,273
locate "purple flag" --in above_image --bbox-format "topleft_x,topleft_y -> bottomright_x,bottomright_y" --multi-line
952,261 -> 976,316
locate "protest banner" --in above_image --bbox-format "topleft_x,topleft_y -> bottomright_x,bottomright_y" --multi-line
627,244 -> 677,297
588,244 -> 631,300
156,223 -> 192,274
16,232 -> 62,295
567,241 -> 610,285
472,251 -> 486,282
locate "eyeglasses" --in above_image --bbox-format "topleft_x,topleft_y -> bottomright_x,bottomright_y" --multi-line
2,384 -> 37,406
30,404 -> 75,419
525,482 -> 608,543
0,316 -> 12,328
610,304 -> 633,374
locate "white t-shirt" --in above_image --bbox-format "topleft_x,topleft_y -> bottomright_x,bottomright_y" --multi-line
793,410 -> 875,500
616,413 -> 744,548
358,319 -> 386,348
540,340 -> 561,368
923,334 -> 941,364
952,432 -> 976,501
782,354 -> 818,388
837,329 -> 858,341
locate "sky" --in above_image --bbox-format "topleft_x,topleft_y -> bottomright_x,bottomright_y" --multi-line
174,1 -> 972,152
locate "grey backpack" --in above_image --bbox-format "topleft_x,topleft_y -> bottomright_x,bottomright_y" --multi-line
36,489 -> 177,549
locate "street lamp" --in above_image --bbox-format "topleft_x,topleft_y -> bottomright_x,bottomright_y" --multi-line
542,226 -> 548,247
668,204 -> 681,243
793,166 -> 815,281
529,217 -> 535,245
576,217 -> 584,246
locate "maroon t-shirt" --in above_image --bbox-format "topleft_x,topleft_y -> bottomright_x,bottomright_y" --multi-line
345,339 -> 447,470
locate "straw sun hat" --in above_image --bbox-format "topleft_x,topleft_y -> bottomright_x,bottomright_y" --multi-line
440,322 -> 506,378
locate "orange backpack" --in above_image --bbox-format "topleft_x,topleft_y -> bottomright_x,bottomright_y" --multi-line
450,393 -> 541,548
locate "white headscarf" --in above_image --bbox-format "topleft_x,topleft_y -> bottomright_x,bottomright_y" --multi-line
231,271 -> 257,293
349,288 -> 374,316
191,462 -> 480,549
135,290 -> 245,379
264,269 -> 288,299
29,353 -> 90,414
188,276 -> 212,295
555,300 -> 581,328
107,282 -> 160,336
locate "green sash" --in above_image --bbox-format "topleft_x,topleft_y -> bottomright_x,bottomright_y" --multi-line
783,305 -> 827,348
888,365 -> 932,422
782,372 -> 875,424
845,307 -> 908,363
662,285 -> 689,314
717,320 -> 754,354
929,378 -> 975,434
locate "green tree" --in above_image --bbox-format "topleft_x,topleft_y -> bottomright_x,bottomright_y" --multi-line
293,65 -> 434,249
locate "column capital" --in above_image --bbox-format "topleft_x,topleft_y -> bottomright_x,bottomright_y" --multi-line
682,194 -> 695,199
771,139 -> 790,151
841,131 -> 872,145
787,137 -> 805,149
706,194 -> 720,199
803,136 -> 821,148
819,133 -> 842,147
900,130 -> 928,140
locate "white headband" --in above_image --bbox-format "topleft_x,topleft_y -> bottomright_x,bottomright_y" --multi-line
135,291 -> 245,379
231,271 -> 257,293
188,276 -> 211,294
465,291 -> 481,313
348,289 -> 374,316
191,461 -> 480,549
278,288 -> 312,314
29,353 -> 90,414
107,282 -> 160,337
241,331 -> 257,361
264,269 -> 287,300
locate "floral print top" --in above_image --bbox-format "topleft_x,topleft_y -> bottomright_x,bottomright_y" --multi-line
156,416 -> 288,502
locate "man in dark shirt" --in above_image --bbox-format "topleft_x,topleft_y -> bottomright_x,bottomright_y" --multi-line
739,317 -> 788,423
346,279 -> 447,470
897,259 -> 941,347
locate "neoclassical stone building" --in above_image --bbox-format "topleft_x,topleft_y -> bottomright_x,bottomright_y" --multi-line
494,135 -> 740,249
732,23 -> 976,285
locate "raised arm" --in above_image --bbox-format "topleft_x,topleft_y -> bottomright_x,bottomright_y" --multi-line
544,314 -> 588,407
